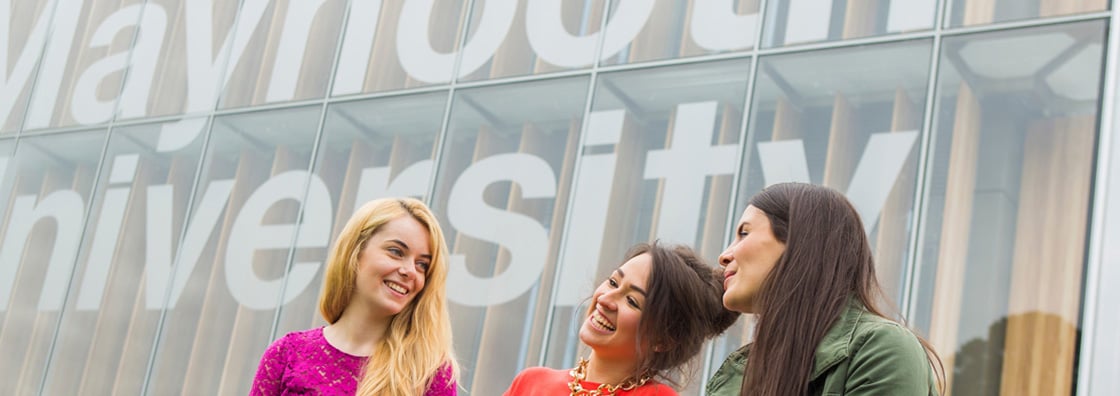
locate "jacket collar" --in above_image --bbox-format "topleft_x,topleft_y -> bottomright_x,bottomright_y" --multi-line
809,300 -> 866,381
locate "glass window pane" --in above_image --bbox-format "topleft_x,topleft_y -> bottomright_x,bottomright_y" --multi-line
219,0 -> 347,109
1,2 -> 55,134
135,0 -> 241,119
330,0 -> 468,96
431,76 -> 588,395
273,91 -> 448,337
763,0 -> 936,48
714,40 -> 933,377
146,106 -> 320,395
602,0 -> 760,66
460,0 -> 607,81
40,118 -> 206,395
0,130 -> 106,395
22,0 -> 142,131
543,59 -> 751,395
915,21 -> 1104,395
950,0 -> 1107,27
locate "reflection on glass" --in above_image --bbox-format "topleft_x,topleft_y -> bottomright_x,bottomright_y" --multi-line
331,0 -> 468,96
1,2 -> 56,134
543,60 -> 750,396
146,106 -> 320,395
40,119 -> 206,395
916,21 -> 1103,396
460,0 -> 606,81
219,0 -> 346,109
739,40 -> 931,302
602,0 -> 759,66
431,76 -> 587,395
711,41 -> 930,391
139,0 -> 241,118
763,0 -> 935,48
273,91 -> 448,337
0,130 -> 106,395
950,0 -> 1107,27
22,0 -> 141,130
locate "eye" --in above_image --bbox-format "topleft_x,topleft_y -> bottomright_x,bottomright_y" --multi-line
387,246 -> 404,257
416,261 -> 430,273
737,225 -> 749,238
627,296 -> 641,310
608,278 -> 619,288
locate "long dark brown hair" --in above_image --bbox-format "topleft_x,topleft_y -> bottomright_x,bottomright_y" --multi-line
738,183 -> 943,396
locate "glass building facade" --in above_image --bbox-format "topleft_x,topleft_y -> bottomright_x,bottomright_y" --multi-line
1,0 -> 1118,395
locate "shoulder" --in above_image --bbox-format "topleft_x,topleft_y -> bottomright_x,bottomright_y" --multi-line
843,313 -> 935,392
505,367 -> 568,394
425,362 -> 458,396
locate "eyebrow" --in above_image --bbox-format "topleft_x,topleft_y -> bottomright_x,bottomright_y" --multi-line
388,239 -> 432,260
614,269 -> 648,296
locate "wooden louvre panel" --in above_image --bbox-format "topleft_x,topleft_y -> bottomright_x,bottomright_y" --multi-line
594,112 -> 644,282
698,103 -> 743,261
111,151 -> 198,395
928,81 -> 983,393
364,2 -> 466,91
679,0 -> 758,57
215,146 -> 302,395
484,0 -> 532,79
145,0 -> 195,117
224,0 -> 344,107
624,0 -> 683,63
999,116 -> 1093,396
469,122 -> 578,396
46,155 -> 158,396
874,87 -> 920,301
51,0 -> 132,127
532,2 -> 606,75
822,92 -> 861,192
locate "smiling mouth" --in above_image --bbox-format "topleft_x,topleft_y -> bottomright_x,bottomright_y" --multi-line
589,309 -> 616,332
723,272 -> 736,289
385,281 -> 409,295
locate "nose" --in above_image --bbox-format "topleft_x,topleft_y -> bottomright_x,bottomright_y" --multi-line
718,246 -> 733,268
398,263 -> 415,279
597,290 -> 620,311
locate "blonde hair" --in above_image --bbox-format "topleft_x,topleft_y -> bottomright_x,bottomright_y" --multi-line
319,197 -> 459,396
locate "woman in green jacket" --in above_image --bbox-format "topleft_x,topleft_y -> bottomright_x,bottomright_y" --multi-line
707,183 -> 943,396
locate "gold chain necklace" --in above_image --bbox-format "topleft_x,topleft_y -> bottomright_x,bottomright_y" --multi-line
567,357 -> 651,396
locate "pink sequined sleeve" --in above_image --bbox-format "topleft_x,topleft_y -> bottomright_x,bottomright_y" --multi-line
424,363 -> 458,396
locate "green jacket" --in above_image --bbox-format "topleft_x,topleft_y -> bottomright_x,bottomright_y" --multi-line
706,302 -> 938,395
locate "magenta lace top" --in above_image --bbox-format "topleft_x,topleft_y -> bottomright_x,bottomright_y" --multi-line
250,327 -> 457,395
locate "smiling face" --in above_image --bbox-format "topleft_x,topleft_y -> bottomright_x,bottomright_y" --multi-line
353,215 -> 432,318
579,253 -> 652,361
719,205 -> 787,314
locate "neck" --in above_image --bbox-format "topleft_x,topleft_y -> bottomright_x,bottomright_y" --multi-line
584,351 -> 639,385
324,304 -> 393,357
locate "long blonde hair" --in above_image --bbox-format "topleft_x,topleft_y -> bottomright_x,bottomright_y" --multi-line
319,197 -> 459,396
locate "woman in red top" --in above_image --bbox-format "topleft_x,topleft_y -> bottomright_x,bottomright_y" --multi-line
505,242 -> 738,395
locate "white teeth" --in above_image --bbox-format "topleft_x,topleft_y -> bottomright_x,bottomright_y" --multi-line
385,282 -> 407,294
590,310 -> 616,332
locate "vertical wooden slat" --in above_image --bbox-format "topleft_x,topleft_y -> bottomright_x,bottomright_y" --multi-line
146,0 -> 187,116
962,0 -> 997,26
841,0 -> 879,39
929,81 -> 982,394
822,93 -> 859,192
771,97 -> 803,141
624,1 -> 679,63
485,0 -> 531,78
364,1 -> 408,92
1039,0 -> 1107,17
533,1 -> 605,74
1000,115 -> 1093,396
242,1 -> 287,106
699,103 -> 743,261
875,88 -> 919,301
294,1 -> 345,99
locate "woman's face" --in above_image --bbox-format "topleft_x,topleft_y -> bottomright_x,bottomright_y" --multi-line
579,253 -> 652,361
354,215 -> 431,317
719,205 -> 786,313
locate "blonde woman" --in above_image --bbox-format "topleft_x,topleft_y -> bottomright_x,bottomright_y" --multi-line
251,198 -> 459,396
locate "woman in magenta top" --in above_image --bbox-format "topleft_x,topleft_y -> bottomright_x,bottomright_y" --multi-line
251,198 -> 459,396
